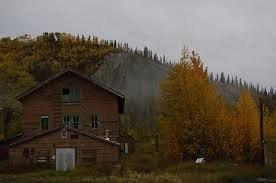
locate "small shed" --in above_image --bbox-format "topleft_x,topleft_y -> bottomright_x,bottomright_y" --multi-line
119,135 -> 135,154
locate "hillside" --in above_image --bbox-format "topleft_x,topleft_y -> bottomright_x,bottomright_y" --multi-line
0,33 -> 275,137
92,52 -> 246,128
93,52 -> 169,128
93,53 -> 276,129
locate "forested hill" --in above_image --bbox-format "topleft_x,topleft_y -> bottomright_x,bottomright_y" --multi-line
0,33 -> 275,137
0,33 -> 170,137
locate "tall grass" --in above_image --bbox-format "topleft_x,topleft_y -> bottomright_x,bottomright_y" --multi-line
1,142 -> 276,182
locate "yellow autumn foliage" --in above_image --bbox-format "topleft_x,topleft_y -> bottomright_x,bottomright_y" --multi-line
159,49 -> 229,160
159,49 -> 261,162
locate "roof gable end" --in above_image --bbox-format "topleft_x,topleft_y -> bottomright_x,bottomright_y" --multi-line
16,69 -> 125,113
16,69 -> 124,100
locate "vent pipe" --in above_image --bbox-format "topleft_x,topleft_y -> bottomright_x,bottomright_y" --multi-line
105,130 -> 110,141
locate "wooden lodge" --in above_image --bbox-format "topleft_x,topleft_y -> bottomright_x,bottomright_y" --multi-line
0,69 -> 134,171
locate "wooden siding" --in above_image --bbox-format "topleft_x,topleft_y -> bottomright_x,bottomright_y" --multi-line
21,72 -> 119,140
0,108 -> 4,140
9,130 -> 119,167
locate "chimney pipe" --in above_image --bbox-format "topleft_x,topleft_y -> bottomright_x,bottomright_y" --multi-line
105,130 -> 110,141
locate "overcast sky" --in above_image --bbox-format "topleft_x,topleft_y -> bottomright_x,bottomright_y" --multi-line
0,0 -> 275,88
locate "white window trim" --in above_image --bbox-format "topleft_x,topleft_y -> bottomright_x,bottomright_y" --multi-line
124,143 -> 129,154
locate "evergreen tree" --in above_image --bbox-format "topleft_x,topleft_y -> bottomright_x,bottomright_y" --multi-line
209,72 -> 214,82
235,76 -> 239,86
239,78 -> 243,87
269,87 -> 274,96
220,72 -> 226,83
163,55 -> 166,64
216,74 -> 219,82
143,47 -> 149,58
226,75 -> 230,84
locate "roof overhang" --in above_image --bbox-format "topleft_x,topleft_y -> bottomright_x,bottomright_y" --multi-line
8,126 -> 120,147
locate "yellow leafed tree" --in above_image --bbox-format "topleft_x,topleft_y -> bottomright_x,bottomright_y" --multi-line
159,49 -> 229,160
233,90 -> 260,161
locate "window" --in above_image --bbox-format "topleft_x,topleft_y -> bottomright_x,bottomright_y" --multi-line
63,114 -> 81,129
62,87 -> 80,103
90,114 -> 99,129
72,115 -> 80,129
63,115 -> 70,126
41,116 -> 48,130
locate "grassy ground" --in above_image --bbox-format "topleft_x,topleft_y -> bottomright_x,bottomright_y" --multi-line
0,162 -> 275,183
1,143 -> 275,183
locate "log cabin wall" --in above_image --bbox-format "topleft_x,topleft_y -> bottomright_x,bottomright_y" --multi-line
21,72 -> 119,141
9,130 -> 119,167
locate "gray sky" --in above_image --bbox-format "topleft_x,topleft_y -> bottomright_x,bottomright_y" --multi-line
0,0 -> 275,88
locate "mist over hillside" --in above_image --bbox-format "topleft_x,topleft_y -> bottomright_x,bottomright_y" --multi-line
92,52 -> 259,127
93,52 -> 169,127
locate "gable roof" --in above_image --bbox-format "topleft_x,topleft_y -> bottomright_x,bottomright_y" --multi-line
16,69 -> 125,113
8,126 -> 120,147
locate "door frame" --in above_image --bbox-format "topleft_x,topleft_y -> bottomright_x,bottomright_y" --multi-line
55,147 -> 76,171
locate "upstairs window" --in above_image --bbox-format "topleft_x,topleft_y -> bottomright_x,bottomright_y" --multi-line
90,114 -> 99,129
62,87 -> 80,103
63,114 -> 81,129
41,116 -> 48,130
72,115 -> 81,129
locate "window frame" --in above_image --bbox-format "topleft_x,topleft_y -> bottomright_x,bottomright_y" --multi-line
61,87 -> 80,103
40,115 -> 49,130
90,114 -> 99,130
62,113 -> 82,129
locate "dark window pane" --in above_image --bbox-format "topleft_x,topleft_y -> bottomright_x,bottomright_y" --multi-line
91,122 -> 94,129
62,88 -> 70,95
73,123 -> 79,129
41,116 -> 48,130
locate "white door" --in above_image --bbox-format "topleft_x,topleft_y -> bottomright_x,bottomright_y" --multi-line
56,148 -> 75,171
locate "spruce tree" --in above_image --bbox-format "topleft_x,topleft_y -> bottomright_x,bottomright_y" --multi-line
220,72 -> 225,83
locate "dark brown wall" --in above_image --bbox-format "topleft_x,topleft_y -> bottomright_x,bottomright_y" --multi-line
9,129 -> 119,166
21,73 -> 119,140
120,136 -> 135,154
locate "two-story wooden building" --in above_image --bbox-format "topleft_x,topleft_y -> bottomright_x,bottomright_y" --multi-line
4,69 -> 125,171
